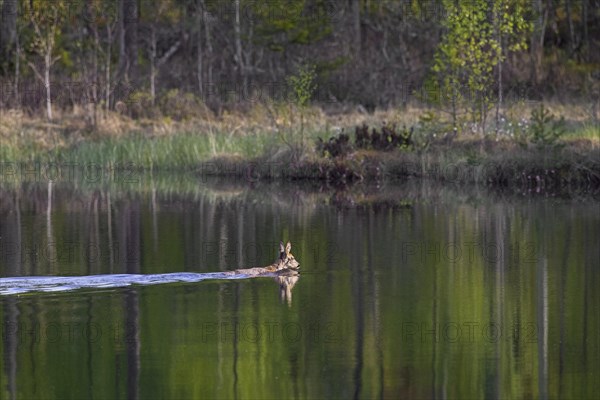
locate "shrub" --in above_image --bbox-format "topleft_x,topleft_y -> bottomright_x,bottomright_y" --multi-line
159,90 -> 210,121
316,133 -> 352,158
128,91 -> 158,119
529,104 -> 566,147
354,124 -> 413,151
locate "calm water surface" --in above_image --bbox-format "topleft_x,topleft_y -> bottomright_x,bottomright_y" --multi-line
0,178 -> 598,399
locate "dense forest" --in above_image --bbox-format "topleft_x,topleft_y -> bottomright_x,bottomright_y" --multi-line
0,0 -> 598,122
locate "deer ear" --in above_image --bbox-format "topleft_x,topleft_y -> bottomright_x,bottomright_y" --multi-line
279,241 -> 285,254
285,242 -> 292,255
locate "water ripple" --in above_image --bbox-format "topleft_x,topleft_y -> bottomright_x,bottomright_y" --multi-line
0,271 -> 282,295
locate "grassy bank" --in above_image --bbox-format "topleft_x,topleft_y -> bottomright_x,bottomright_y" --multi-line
198,142 -> 600,197
1,103 -> 598,196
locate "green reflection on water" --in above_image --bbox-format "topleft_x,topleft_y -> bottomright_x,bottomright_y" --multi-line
0,178 -> 598,399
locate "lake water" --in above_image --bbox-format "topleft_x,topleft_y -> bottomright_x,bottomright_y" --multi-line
0,176 -> 598,399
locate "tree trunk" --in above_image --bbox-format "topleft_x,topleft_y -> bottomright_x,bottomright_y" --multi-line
352,0 -> 361,56
197,0 -> 204,96
26,5 -> 61,121
582,0 -> 589,61
14,29 -> 20,108
244,10 -> 254,92
120,0 -> 138,84
496,56 -> 502,133
530,0 -> 547,85
565,0 -> 575,55
91,6 -> 99,126
118,0 -> 126,79
126,0 -> 138,82
450,75 -> 458,131
494,3 -> 502,135
106,23 -> 113,114
44,53 -> 53,121
0,0 -> 17,69
150,25 -> 157,105
204,6 -> 213,87
234,0 -> 245,93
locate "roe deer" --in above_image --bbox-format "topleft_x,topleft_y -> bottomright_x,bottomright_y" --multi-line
231,241 -> 299,275
271,241 -> 300,271
0,241 -> 300,295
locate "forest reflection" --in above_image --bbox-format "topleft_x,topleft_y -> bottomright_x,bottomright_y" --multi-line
0,177 -> 598,399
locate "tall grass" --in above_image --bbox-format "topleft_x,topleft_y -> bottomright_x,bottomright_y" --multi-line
7,130 -> 299,170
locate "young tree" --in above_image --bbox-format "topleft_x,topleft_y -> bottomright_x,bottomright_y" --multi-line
22,0 -> 67,121
432,0 -> 530,133
432,0 -> 482,129
492,0 -> 531,132
287,63 -> 317,150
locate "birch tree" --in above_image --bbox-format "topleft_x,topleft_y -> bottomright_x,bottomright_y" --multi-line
432,0 -> 530,133
23,0 -> 66,121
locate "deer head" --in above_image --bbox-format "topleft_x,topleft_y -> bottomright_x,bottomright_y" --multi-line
276,241 -> 299,270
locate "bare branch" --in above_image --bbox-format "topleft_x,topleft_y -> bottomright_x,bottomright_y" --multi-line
27,61 -> 45,83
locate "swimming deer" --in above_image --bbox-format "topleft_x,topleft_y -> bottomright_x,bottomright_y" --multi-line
228,241 -> 299,275
0,241 -> 300,295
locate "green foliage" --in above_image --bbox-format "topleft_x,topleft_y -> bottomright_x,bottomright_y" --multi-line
529,104 -> 566,147
431,0 -> 532,131
397,125 -> 414,151
281,64 -> 318,156
432,0 -> 493,128
495,0 -> 532,53
287,64 -> 317,108
416,111 -> 451,137
21,0 -> 67,53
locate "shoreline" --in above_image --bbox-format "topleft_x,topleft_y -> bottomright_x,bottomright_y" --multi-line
198,141 -> 600,183
1,105 -> 598,196
1,139 -> 599,197
1,149 -> 598,203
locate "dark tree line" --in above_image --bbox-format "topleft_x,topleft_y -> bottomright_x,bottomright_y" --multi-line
0,0 -> 598,121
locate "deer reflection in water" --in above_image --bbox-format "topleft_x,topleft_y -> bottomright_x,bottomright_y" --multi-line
271,241 -> 300,306
274,272 -> 300,306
